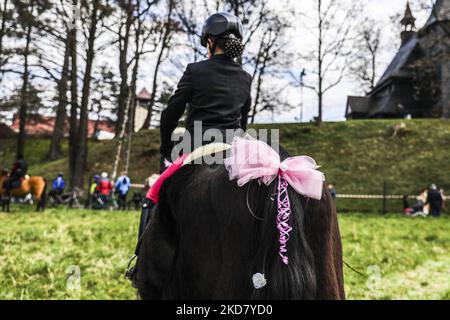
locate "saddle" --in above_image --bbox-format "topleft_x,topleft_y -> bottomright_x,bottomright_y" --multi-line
2,176 -> 25,190
182,142 -> 231,166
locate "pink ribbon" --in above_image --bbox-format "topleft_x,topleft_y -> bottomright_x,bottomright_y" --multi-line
224,136 -> 325,265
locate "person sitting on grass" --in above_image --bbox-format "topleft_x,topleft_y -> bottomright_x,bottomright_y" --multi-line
49,172 -> 65,204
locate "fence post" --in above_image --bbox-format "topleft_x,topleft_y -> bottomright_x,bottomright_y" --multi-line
382,181 -> 387,214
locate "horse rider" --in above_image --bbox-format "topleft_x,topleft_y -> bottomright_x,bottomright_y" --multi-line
128,12 -> 252,282
5,153 -> 28,195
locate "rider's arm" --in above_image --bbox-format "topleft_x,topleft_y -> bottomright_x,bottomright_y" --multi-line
160,64 -> 193,159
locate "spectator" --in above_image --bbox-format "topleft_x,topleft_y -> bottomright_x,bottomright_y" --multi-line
328,184 -> 336,200
89,174 -> 100,202
96,172 -> 113,208
49,172 -> 65,204
115,171 -> 131,211
132,192 -> 143,210
426,184 -> 443,218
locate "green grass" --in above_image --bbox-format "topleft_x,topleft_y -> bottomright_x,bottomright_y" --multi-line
0,208 -> 448,300
1,119 -> 449,212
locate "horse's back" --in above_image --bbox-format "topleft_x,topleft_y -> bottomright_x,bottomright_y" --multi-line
164,164 -> 258,299
137,162 -> 344,300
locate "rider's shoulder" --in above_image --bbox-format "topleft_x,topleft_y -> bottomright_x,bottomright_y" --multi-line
186,59 -> 209,71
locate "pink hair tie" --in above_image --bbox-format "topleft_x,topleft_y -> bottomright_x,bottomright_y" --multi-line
224,135 -> 325,265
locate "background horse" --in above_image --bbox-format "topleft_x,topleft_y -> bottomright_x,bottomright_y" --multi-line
134,147 -> 345,300
0,172 -> 47,212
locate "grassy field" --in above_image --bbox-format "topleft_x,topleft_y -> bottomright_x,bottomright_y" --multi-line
0,207 -> 448,300
1,119 -> 449,212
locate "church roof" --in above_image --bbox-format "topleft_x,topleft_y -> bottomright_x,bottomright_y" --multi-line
137,88 -> 152,101
374,35 -> 418,87
424,0 -> 450,28
374,0 -> 450,89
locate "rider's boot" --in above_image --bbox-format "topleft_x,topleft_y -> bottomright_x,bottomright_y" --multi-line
125,198 -> 156,286
136,198 -> 156,250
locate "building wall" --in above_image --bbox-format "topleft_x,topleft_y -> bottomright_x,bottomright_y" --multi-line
442,59 -> 450,118
440,20 -> 450,118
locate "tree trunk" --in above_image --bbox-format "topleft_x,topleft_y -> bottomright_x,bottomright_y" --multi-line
317,0 -> 323,125
17,21 -> 32,158
371,53 -> 376,90
69,0 -> 79,187
250,69 -> 263,124
48,29 -> 71,160
116,1 -> 133,137
0,0 -> 9,71
72,0 -> 99,189
124,31 -> 142,173
142,0 -> 174,130
142,48 -> 163,129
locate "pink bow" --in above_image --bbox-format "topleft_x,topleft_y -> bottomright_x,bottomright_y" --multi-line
224,136 -> 325,200
224,136 -> 325,265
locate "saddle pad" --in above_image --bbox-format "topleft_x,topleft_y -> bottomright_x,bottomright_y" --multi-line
182,143 -> 231,166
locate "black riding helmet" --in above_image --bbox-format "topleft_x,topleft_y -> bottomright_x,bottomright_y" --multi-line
200,12 -> 243,47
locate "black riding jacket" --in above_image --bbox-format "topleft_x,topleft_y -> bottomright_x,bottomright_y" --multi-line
160,54 -> 252,158
11,159 -> 28,178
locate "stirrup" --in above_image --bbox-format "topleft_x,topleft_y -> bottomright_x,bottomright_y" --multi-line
125,254 -> 141,289
125,254 -> 137,279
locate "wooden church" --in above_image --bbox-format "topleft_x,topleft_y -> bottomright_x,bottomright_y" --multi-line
346,0 -> 450,119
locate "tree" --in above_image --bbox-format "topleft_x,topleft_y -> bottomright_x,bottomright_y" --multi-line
0,0 -> 14,77
45,0 -> 78,160
90,65 -> 118,133
349,19 -> 382,93
248,14 -> 290,123
9,0 -> 51,157
112,0 -> 160,178
141,0 -> 178,130
68,0 -> 79,187
71,0 -> 113,189
113,0 -> 135,137
300,0 -> 360,124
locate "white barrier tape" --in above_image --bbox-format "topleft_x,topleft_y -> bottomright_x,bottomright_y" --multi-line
129,184 -> 413,200
336,194 -> 414,199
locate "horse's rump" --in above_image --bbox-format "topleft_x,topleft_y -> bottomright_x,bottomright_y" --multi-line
136,150 -> 344,300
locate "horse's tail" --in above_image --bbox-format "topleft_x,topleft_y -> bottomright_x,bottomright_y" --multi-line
250,178 -> 316,300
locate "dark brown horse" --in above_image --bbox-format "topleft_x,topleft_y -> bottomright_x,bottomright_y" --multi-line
134,147 -> 344,299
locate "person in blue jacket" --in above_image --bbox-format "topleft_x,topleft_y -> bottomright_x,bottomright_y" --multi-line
50,172 -> 65,204
115,172 -> 131,210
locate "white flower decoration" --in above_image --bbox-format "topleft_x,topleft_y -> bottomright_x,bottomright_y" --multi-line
252,273 -> 267,289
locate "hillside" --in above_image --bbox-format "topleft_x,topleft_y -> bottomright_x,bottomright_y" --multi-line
1,119 -> 449,212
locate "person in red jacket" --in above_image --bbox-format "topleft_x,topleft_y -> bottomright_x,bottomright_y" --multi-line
96,172 -> 113,207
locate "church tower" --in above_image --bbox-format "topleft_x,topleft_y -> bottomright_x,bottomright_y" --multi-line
400,1 -> 417,45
